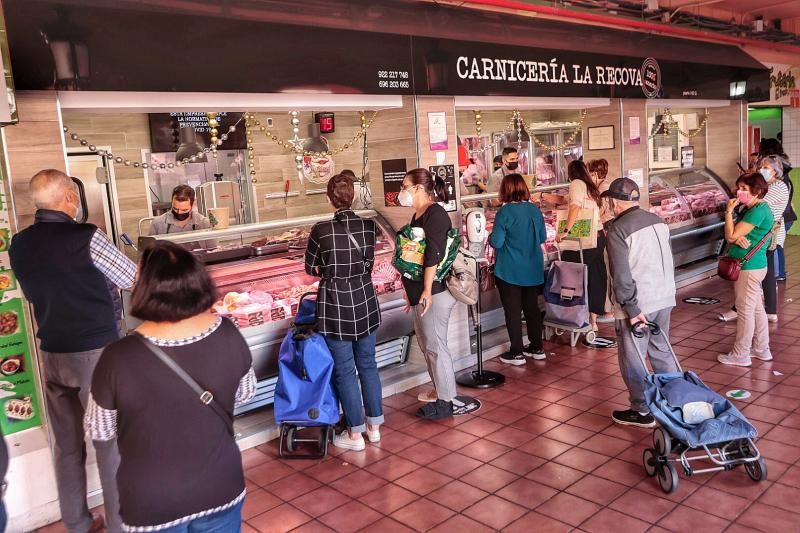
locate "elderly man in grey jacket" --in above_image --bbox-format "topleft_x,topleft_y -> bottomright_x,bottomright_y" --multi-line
604,178 -> 678,428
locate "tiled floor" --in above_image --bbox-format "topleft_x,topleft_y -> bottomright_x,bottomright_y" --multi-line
38,241 -> 800,532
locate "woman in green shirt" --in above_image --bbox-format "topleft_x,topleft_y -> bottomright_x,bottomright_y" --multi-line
718,172 -> 774,367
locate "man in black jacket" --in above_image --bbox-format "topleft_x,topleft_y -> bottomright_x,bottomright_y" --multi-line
10,169 -> 135,533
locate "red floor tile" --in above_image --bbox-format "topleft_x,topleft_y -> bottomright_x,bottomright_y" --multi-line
328,469 -> 388,499
400,441 -> 450,466
427,480 -> 490,512
461,463 -> 520,493
394,467 -> 452,496
490,449 -> 546,474
542,423 -> 596,445
241,489 -> 283,521
463,494 -> 527,530
535,492 -> 602,527
503,511 -> 572,533
246,460 -> 296,487
291,486 -> 352,518
526,461 -> 586,490
365,455 -> 420,481
359,483 -> 419,515
426,451 -> 483,478
564,474 -> 628,505
519,435 -> 574,460
553,447 -> 611,473
266,472 -> 323,501
428,514 -> 494,533
756,481 -> 800,514
317,501 -> 382,533
457,438 -> 511,462
578,433 -> 632,456
580,508 -> 650,533
657,504 -> 731,533
389,498 -> 455,531
495,477 -> 558,509
248,504 -> 312,533
734,502 -> 800,532
608,488 -> 676,523
426,428 -> 478,451
681,485 -> 751,521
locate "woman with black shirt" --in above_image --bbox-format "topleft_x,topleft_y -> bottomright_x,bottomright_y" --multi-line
399,168 -> 458,420
84,242 -> 256,532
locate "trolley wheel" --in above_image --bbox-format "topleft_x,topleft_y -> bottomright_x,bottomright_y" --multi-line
286,426 -> 297,453
653,427 -> 672,457
642,448 -> 658,477
319,426 -> 330,449
657,462 -> 679,494
554,328 -> 565,336
585,330 -> 597,343
745,458 -> 768,482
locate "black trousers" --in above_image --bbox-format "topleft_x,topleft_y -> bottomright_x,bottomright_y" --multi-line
496,277 -> 543,354
562,231 -> 608,316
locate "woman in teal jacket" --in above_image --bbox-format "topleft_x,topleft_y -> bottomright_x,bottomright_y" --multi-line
489,173 -> 547,366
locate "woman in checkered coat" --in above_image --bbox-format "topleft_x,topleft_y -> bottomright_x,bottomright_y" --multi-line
305,173 -> 383,452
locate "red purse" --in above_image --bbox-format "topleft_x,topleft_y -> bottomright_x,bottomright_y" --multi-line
717,231 -> 772,282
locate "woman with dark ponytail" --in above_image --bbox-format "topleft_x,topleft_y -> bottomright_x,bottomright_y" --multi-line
397,168 -> 458,420
555,160 -> 608,332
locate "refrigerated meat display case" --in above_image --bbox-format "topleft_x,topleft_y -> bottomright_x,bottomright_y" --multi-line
647,166 -> 732,279
137,210 -> 414,415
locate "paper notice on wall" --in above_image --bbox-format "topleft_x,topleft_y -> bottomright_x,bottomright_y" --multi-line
628,168 -> 644,188
685,113 -> 699,131
629,116 -> 641,145
428,112 -> 449,151
657,147 -> 673,162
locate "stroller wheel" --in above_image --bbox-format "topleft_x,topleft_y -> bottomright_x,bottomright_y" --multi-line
642,448 -> 658,477
653,427 -> 672,457
585,330 -> 597,343
554,328 -> 565,336
745,457 -> 768,482
286,426 -> 297,453
657,462 -> 679,494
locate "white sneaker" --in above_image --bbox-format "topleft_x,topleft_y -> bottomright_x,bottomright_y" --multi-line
366,428 -> 381,443
417,389 -> 437,403
333,432 -> 365,451
767,314 -> 778,323
718,310 -> 738,322
752,351 -> 774,361
717,352 -> 752,367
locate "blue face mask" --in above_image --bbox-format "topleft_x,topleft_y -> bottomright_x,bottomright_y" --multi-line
759,168 -> 773,181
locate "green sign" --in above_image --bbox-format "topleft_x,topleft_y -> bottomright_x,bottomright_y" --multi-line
0,296 -> 41,433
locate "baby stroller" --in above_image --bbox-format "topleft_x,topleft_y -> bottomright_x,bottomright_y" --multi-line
543,239 -> 596,346
274,292 -> 339,459
633,322 -> 767,493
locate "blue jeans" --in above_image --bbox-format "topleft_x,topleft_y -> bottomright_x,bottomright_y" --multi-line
324,332 -> 384,433
157,500 -> 242,533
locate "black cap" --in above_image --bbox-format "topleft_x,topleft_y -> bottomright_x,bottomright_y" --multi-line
602,177 -> 640,201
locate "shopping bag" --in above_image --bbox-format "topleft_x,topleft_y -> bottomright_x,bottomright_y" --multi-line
392,225 -> 461,282
555,207 -> 597,250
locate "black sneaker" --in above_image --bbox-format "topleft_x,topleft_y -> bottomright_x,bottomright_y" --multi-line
612,409 -> 656,428
523,345 -> 546,360
499,352 -> 526,366
416,399 -> 453,420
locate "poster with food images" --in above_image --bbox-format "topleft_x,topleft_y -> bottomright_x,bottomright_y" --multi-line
0,297 -> 40,433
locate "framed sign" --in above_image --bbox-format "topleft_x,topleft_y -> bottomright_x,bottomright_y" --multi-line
588,126 -> 615,150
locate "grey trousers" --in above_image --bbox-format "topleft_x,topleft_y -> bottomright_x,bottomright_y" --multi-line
42,349 -> 122,533
615,307 -> 678,414
412,290 -> 458,402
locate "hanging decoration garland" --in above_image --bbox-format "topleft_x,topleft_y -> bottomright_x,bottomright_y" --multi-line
471,109 -> 588,155
648,108 -> 710,139
62,114 -> 243,169
245,111 -> 378,158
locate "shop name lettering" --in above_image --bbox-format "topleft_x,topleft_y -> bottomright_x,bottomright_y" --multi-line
770,67 -> 796,100
456,56 -> 643,86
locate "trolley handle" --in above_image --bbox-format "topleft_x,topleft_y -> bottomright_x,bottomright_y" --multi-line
555,236 -> 584,263
630,321 -> 661,338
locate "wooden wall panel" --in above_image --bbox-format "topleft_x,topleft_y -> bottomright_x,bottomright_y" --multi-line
707,102 -> 746,190
582,101 -> 622,184
620,100 -> 649,207
3,92 -> 67,230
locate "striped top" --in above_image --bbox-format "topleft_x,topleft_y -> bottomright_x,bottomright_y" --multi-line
764,180 -> 790,247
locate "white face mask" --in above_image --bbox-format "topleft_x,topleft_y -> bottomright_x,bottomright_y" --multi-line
398,189 -> 414,207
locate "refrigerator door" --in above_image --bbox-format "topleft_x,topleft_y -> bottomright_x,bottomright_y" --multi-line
196,181 -> 242,225
68,154 -> 114,239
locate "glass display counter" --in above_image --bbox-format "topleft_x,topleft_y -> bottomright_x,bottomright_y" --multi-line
138,210 -> 413,414
647,167 -> 732,270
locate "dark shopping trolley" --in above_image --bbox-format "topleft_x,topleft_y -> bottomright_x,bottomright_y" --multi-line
543,238 -> 596,346
632,322 -> 767,494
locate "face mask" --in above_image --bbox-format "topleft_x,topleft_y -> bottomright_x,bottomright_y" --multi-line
759,168 -> 773,181
398,189 -> 414,207
172,209 -> 191,221
506,161 -> 519,171
736,190 -> 752,205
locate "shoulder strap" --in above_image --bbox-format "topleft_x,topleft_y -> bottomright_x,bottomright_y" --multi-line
742,229 -> 773,263
334,215 -> 369,263
133,333 -> 235,436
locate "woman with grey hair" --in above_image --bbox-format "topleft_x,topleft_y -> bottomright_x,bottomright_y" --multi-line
719,156 -> 788,324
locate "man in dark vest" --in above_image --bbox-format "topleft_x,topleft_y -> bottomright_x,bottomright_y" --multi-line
10,169 -> 135,533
